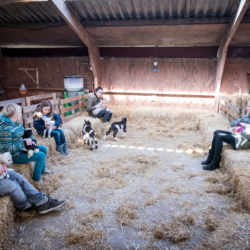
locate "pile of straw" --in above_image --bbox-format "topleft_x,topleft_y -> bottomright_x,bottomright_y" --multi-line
153,221 -> 191,243
65,210 -> 109,249
115,202 -> 138,226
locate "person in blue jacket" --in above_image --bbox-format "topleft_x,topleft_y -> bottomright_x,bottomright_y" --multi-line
33,100 -> 68,156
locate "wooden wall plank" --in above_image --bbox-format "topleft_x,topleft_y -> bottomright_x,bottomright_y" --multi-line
100,58 -> 217,93
221,58 -> 250,94
3,57 -> 94,99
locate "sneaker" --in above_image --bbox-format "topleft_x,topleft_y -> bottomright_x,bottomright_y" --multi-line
43,169 -> 54,175
38,197 -> 66,214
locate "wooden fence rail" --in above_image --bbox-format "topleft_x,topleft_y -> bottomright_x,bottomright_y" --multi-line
219,95 -> 243,121
0,91 -> 89,127
60,94 -> 89,123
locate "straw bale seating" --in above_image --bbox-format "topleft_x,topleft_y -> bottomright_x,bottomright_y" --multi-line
1,107 -> 250,247
0,115 -> 102,248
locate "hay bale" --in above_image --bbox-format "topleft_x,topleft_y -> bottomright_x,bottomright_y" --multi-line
222,149 -> 250,210
62,116 -> 102,142
0,197 -> 15,248
225,94 -> 250,107
198,113 -> 230,148
36,136 -> 56,156
12,163 -> 33,183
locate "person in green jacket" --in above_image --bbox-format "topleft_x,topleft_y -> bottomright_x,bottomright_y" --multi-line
0,103 -> 52,182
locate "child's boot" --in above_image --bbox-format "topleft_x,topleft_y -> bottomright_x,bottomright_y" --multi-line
56,145 -> 66,156
63,143 -> 69,155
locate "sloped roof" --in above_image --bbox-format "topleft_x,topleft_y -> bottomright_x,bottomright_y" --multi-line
0,0 -> 250,24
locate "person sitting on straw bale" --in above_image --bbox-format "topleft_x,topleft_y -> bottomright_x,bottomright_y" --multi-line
0,103 -> 52,182
86,87 -> 113,123
202,101 -> 250,171
33,100 -> 68,156
0,158 -> 66,214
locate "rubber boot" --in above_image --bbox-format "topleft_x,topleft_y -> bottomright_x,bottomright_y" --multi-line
203,156 -> 221,171
201,149 -> 214,165
56,145 -> 66,156
63,143 -> 69,155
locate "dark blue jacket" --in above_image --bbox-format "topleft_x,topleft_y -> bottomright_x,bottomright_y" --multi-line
33,113 -> 61,136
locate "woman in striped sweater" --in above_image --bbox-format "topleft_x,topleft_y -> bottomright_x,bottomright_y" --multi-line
0,103 -> 51,182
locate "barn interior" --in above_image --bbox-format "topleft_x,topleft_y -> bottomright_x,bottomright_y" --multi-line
1,0 -> 250,249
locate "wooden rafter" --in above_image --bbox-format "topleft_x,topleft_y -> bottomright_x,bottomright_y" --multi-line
214,0 -> 250,113
50,0 -> 101,88
0,0 -> 48,5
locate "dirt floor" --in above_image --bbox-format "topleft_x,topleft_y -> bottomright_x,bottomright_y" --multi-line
9,118 -> 250,250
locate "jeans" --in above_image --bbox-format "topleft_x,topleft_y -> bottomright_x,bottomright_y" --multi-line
97,109 -> 113,122
210,130 -> 236,157
13,145 -> 48,181
0,171 -> 48,211
44,129 -> 66,146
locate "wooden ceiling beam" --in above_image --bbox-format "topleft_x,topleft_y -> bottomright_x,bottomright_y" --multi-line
82,16 -> 250,27
50,0 -> 101,88
0,0 -> 48,5
214,0 -> 250,113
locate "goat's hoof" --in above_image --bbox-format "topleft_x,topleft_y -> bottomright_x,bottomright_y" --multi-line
95,146 -> 98,149
114,138 -> 118,141
90,148 -> 93,151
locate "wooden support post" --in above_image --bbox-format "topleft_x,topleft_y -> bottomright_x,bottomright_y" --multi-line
214,0 -> 250,113
50,0 -> 101,86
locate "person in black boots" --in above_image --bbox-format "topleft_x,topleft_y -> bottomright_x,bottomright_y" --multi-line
202,109 -> 250,171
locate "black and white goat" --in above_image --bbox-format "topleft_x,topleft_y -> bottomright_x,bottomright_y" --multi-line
82,120 -> 98,150
103,116 -> 127,141
22,128 -> 39,158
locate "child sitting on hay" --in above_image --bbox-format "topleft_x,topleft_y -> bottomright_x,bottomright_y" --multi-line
33,100 -> 68,156
86,87 -> 113,123
202,101 -> 250,171
0,155 -> 66,214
